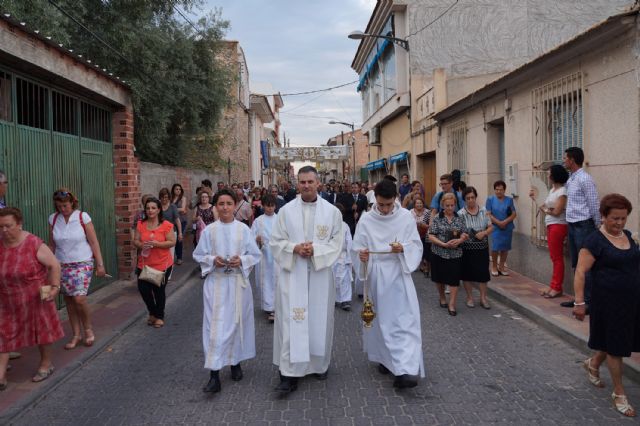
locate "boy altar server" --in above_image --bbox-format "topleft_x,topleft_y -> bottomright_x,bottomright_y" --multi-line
333,203 -> 353,311
251,194 -> 278,322
193,189 -> 262,394
352,179 -> 425,388
269,166 -> 344,394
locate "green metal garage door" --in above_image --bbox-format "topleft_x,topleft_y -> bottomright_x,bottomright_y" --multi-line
0,69 -> 118,290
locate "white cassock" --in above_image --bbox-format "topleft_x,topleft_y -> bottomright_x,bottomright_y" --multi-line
333,222 -> 353,304
251,213 -> 278,312
193,220 -> 261,371
270,196 -> 344,377
352,201 -> 425,377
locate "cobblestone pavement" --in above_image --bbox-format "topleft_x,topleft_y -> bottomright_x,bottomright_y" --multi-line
13,272 -> 640,425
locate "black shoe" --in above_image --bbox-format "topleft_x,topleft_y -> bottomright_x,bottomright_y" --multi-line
341,302 -> 351,311
377,364 -> 390,375
560,300 -> 575,308
335,302 -> 340,308
448,309 -> 457,316
358,294 -> 363,300
230,363 -> 243,381
275,375 -> 298,393
393,374 -> 418,389
203,370 -> 221,393
314,370 -> 328,380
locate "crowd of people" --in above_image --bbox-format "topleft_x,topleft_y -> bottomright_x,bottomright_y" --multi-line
0,145 -> 638,418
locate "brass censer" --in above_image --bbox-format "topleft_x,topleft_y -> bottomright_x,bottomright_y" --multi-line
360,259 -> 376,328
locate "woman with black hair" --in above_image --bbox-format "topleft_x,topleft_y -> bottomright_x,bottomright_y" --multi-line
133,197 -> 176,328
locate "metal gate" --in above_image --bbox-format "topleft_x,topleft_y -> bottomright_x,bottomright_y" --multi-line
0,68 -> 118,290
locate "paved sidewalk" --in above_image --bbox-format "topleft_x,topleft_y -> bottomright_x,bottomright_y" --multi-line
0,245 -> 200,422
487,269 -> 640,383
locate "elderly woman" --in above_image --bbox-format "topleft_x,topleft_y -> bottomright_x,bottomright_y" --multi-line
530,165 -> 569,298
133,197 -> 176,328
49,189 -> 106,349
573,194 -> 639,418
486,180 -> 517,276
0,208 -> 64,389
410,197 -> 431,275
458,187 -> 493,309
193,188 -> 217,244
429,193 -> 468,316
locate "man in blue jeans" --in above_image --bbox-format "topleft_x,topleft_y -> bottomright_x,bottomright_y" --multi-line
561,147 -> 600,310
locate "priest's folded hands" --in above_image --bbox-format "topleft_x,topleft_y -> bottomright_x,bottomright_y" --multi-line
294,242 -> 314,258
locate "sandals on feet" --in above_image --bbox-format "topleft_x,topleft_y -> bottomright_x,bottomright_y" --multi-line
32,366 -> 54,383
612,393 -> 636,417
147,315 -> 156,326
64,335 -> 82,350
544,290 -> 563,299
84,329 -> 95,347
153,319 -> 165,328
583,358 -> 605,388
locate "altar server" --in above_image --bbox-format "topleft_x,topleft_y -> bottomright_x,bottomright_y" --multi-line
193,189 -> 261,394
270,166 -> 344,393
251,194 -> 278,322
353,179 -> 425,388
333,203 -> 353,311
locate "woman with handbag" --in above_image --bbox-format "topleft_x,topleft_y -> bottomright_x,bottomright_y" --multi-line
193,189 -> 261,394
0,208 -> 64,389
133,197 -> 176,328
49,188 -> 106,349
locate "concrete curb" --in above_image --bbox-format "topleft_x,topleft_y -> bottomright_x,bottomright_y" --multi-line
2,266 -> 201,425
487,285 -> 640,385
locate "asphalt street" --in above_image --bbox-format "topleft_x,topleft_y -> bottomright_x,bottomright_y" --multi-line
12,272 -> 640,425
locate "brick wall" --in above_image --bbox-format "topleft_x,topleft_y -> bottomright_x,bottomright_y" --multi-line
112,107 -> 139,278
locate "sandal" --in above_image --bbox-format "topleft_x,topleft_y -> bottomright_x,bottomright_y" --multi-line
498,269 -> 510,276
32,366 -> 54,383
612,393 -> 636,417
153,319 -> 165,328
84,329 -> 95,347
490,269 -> 499,277
544,290 -> 563,299
583,358 -> 605,388
540,288 -> 550,297
147,315 -> 156,326
64,335 -> 82,350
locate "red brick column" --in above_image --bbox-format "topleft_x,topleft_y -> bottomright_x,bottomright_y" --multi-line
112,107 -> 140,279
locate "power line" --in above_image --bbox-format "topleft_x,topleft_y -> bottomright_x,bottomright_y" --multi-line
172,5 -> 202,35
278,80 -> 358,97
407,0 -> 459,39
282,92 -> 328,113
47,0 -> 151,80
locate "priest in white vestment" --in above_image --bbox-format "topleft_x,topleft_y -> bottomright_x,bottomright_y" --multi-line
270,166 -> 344,393
251,195 -> 278,322
352,179 -> 425,388
193,189 -> 261,393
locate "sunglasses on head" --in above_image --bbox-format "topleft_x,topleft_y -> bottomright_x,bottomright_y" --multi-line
54,191 -> 71,197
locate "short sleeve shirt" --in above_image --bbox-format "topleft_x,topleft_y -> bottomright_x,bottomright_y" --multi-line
49,210 -> 93,263
429,212 -> 467,259
136,220 -> 174,271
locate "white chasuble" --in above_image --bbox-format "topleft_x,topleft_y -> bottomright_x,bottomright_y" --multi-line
352,202 -> 425,378
270,197 -> 343,376
251,213 -> 278,312
193,220 -> 261,371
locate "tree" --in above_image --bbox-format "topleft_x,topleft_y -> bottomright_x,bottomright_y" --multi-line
0,0 -> 233,168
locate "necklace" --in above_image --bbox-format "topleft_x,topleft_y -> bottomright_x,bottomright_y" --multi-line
601,226 -> 624,239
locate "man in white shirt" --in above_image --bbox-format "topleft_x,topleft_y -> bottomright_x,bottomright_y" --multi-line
269,166 -> 344,394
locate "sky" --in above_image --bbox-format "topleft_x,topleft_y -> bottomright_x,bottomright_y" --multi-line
200,0 -> 376,147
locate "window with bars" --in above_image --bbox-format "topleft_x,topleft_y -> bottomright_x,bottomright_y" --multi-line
0,71 -> 11,122
16,77 -> 49,130
52,91 -> 77,135
447,120 -> 467,179
531,72 -> 584,246
81,102 -> 110,142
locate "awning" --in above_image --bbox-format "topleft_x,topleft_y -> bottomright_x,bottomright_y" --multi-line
357,38 -> 391,92
389,151 -> 408,164
363,159 -> 386,171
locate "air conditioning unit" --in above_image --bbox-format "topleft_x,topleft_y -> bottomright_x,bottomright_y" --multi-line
506,163 -> 519,197
369,127 -> 380,145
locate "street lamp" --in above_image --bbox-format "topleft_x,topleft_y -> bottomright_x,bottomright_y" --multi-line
348,30 -> 409,51
329,120 -> 356,182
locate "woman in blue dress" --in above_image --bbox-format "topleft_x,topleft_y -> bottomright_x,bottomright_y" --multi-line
486,180 -> 517,276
